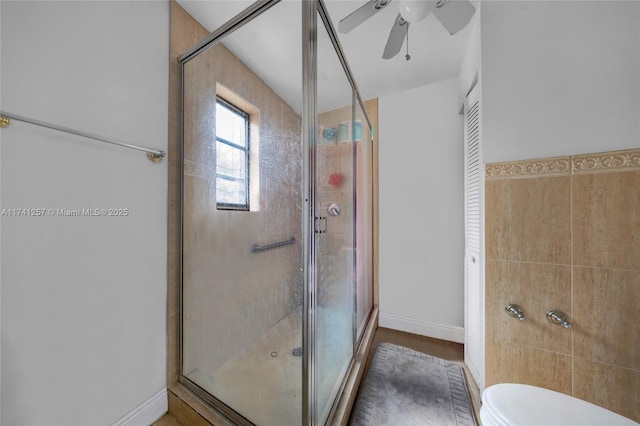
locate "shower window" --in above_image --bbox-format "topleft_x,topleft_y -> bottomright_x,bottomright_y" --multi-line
216,96 -> 250,210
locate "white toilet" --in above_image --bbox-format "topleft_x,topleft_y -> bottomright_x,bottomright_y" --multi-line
480,383 -> 639,426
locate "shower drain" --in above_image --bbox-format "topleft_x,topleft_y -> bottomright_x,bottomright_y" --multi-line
292,346 -> 303,357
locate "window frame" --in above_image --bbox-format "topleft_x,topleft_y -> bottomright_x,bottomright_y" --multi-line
215,96 -> 250,211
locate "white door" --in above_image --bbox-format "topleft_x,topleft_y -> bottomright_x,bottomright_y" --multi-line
463,84 -> 485,389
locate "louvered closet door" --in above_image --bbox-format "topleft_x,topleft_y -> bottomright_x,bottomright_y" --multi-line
464,84 -> 484,388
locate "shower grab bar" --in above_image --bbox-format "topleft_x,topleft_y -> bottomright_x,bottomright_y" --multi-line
251,237 -> 296,253
0,110 -> 166,163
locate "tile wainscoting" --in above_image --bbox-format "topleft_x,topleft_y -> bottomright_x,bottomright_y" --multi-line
485,148 -> 640,422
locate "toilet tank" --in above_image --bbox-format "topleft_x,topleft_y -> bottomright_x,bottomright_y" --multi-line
480,383 -> 639,426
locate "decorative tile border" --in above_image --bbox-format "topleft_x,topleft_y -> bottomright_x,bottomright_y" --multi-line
486,157 -> 571,179
184,159 -> 214,179
572,149 -> 640,174
486,149 -> 640,179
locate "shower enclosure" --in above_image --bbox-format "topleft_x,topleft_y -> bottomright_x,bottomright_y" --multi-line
178,1 -> 374,424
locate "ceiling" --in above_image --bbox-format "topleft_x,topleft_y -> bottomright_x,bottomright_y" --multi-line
176,0 -> 477,113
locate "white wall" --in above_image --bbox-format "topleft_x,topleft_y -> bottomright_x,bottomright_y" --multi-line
379,77 -> 465,342
481,0 -> 640,163
1,1 -> 168,425
458,14 -> 481,107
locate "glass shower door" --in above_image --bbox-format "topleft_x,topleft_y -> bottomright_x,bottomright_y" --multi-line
180,2 -> 304,425
313,11 -> 357,424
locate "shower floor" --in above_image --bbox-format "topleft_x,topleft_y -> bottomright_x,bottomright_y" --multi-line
186,310 -> 302,425
185,305 -> 352,426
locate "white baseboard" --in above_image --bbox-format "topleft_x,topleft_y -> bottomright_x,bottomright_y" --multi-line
112,387 -> 168,426
379,311 -> 465,344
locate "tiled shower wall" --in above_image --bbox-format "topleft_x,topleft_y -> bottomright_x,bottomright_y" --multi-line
485,148 -> 640,422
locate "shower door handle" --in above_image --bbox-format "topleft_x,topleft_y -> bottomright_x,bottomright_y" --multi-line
315,216 -> 327,234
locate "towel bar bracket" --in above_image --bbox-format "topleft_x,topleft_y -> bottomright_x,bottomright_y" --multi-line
147,152 -> 165,163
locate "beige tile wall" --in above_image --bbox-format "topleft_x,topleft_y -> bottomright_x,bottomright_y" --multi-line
485,148 -> 640,422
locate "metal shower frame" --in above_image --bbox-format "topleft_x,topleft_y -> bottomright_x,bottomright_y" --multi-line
177,1 -> 374,424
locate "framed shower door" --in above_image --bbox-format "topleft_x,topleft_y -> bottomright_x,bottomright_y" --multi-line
180,2 -> 304,425
178,1 -> 375,424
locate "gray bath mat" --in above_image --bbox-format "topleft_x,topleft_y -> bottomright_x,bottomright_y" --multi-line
349,342 -> 476,426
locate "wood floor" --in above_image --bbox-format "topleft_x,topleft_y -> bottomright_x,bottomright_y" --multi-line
154,327 -> 481,425
153,413 -> 181,426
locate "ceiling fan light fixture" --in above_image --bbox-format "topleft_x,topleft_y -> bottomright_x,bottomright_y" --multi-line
397,0 -> 438,24
339,0 -> 476,59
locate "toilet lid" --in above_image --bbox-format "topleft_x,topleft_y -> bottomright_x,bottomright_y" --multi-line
482,384 -> 639,426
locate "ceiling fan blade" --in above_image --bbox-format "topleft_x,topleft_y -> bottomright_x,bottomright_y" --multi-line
338,0 -> 392,34
432,0 -> 476,35
382,14 -> 409,59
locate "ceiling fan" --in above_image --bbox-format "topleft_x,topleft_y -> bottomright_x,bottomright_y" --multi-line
338,0 -> 476,60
